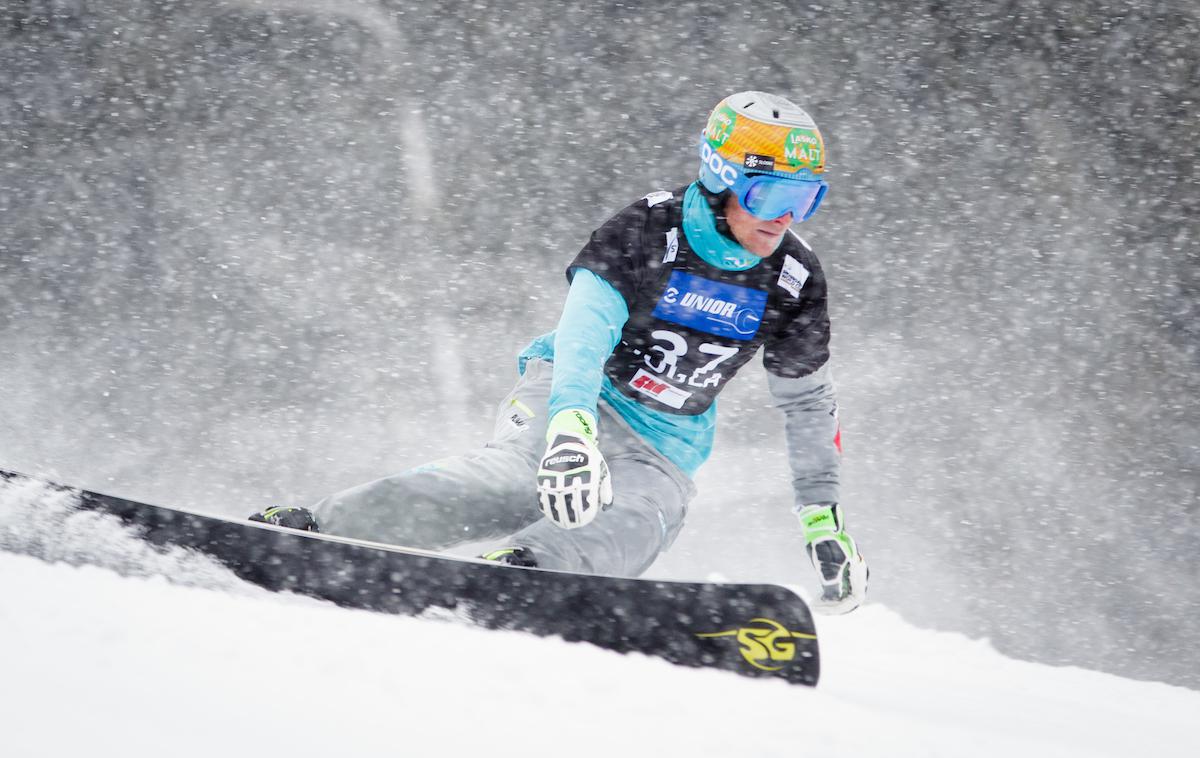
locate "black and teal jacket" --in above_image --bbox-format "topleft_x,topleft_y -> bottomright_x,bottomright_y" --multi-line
520,183 -> 840,506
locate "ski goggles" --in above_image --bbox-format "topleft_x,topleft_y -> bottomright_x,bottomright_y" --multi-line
699,139 -> 828,222
739,173 -> 827,222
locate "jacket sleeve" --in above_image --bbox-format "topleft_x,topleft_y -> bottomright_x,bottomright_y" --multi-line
548,268 -> 629,418
763,242 -> 840,508
767,361 -> 841,509
564,200 -> 652,310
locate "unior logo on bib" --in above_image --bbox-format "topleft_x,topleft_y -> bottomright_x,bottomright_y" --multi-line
651,271 -> 768,341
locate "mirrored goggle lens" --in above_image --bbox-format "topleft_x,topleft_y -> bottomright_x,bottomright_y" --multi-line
741,176 -> 826,221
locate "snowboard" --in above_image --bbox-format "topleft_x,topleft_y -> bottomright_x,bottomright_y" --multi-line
0,468 -> 820,685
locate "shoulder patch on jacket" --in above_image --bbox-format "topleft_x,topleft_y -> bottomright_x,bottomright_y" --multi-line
643,190 -> 674,208
663,227 -> 679,263
778,254 -> 811,298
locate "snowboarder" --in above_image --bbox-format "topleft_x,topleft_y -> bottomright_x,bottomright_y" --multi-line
253,91 -> 868,613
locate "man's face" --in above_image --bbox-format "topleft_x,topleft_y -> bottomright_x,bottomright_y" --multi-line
723,194 -> 792,257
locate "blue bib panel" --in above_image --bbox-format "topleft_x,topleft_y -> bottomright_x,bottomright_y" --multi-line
651,271 -> 769,341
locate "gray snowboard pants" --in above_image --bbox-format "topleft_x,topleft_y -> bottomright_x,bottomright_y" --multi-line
311,359 -> 696,577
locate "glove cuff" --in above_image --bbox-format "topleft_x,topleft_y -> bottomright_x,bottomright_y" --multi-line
796,503 -> 841,542
546,408 -> 599,444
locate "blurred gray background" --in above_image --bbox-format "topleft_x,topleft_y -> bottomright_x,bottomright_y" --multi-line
1,0 -> 1196,687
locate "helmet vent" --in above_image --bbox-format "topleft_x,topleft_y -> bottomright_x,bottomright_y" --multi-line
773,109 -> 780,118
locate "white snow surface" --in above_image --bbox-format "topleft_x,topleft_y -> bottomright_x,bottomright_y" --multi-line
1,480 -> 1197,758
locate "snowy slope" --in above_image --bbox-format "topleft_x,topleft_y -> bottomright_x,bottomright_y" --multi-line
1,480 -> 1197,758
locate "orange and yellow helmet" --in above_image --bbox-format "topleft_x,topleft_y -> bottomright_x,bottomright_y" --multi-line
698,91 -> 828,222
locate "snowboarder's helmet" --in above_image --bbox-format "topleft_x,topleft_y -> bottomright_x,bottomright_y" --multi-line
698,91 -> 828,221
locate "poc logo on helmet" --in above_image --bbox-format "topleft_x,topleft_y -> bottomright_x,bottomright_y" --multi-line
699,141 -> 738,187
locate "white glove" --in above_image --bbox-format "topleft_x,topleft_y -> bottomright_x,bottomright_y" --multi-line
796,504 -> 868,614
536,409 -> 612,529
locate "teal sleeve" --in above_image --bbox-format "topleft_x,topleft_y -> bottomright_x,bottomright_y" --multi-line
549,268 -> 630,419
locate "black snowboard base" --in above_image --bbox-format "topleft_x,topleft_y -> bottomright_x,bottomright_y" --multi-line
0,468 -> 819,685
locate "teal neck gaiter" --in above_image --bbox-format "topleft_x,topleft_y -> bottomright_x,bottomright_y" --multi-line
682,182 -> 762,271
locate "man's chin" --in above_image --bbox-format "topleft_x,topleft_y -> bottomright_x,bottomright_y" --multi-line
749,232 -> 785,256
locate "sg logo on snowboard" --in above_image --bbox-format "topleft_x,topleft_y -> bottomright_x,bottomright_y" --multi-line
695,617 -> 817,672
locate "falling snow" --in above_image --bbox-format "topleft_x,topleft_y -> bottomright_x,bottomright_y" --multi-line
0,1 -> 1196,693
